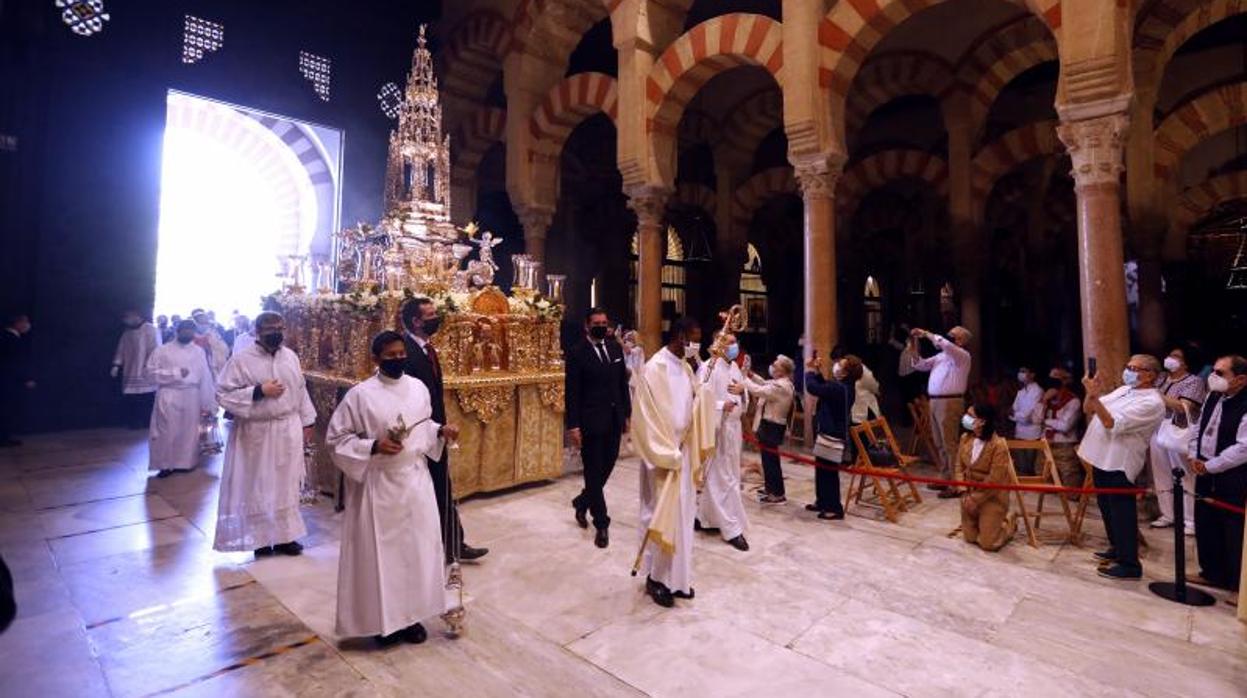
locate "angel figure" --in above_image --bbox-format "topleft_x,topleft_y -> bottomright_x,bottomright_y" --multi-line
475,230 -> 503,272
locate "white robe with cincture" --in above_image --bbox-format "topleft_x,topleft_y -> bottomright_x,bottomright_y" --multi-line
696,357 -> 748,541
635,347 -> 715,594
114,323 -> 160,394
213,344 -> 316,551
146,341 -> 215,471
327,373 -> 447,638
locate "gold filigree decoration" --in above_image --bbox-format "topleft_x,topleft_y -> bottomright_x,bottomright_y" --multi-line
538,382 -> 564,413
456,385 -> 514,423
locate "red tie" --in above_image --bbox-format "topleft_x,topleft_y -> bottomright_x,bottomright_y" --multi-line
426,343 -> 442,380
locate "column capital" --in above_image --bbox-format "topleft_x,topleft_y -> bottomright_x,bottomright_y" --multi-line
793,157 -> 845,201
515,203 -> 554,235
624,185 -> 671,225
1057,112 -> 1129,189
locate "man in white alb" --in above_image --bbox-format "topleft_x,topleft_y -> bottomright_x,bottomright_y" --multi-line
112,310 -> 161,429
696,331 -> 749,551
146,320 -> 216,477
213,312 -> 317,557
910,326 -> 973,497
633,317 -> 715,608
327,331 -> 457,647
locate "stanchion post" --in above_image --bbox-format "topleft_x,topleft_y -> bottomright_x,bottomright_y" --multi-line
1149,466 -> 1216,606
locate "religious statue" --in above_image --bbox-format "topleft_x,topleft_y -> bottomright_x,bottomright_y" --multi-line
470,319 -> 504,373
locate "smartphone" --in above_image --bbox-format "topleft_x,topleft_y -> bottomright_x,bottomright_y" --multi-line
1087,357 -> 1098,379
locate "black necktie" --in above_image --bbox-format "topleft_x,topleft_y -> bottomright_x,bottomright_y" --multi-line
595,343 -> 608,364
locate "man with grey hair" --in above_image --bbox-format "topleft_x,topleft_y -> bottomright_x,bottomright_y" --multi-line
1078,354 -> 1165,580
733,354 -> 795,504
909,325 -> 973,497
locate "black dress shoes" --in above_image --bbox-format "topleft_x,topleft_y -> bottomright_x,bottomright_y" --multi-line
374,631 -> 403,648
400,623 -> 428,644
459,544 -> 489,561
817,511 -> 845,521
254,546 -> 274,558
594,528 -> 609,548
727,535 -> 749,551
694,519 -> 719,534
672,587 -> 695,599
646,576 -> 674,608
574,505 -> 588,529
271,541 -> 303,556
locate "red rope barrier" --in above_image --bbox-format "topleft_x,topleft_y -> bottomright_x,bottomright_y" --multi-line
743,432 -> 1246,515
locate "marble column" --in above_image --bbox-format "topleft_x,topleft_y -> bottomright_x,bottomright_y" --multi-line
794,160 -> 842,365
1057,113 -> 1131,380
627,186 -> 669,351
517,204 -> 554,266
944,97 -> 982,375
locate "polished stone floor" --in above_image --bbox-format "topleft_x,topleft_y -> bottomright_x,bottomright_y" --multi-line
0,428 -> 1243,697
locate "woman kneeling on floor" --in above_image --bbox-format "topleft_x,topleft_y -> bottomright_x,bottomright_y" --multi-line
959,403 -> 1017,551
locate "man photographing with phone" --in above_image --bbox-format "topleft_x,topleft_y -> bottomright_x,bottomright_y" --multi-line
1077,354 -> 1166,580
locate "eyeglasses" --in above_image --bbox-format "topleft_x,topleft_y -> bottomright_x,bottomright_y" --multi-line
1125,365 -> 1156,373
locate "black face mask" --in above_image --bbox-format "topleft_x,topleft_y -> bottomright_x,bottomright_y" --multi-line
379,358 -> 406,379
588,326 -> 608,341
421,318 -> 442,336
261,332 -> 283,349
177,334 -> 194,344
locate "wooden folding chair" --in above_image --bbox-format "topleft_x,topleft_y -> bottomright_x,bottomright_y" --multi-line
1067,456 -> 1097,547
785,399 -> 805,448
907,397 -> 945,471
845,417 -> 923,522
1004,439 -> 1078,547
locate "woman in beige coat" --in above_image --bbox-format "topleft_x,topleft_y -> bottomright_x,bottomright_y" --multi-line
959,403 -> 1017,551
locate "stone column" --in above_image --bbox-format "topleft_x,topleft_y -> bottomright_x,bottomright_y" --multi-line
516,204 -> 554,265
794,159 -> 842,364
627,186 -> 669,351
1057,113 -> 1131,379
944,95 -> 982,374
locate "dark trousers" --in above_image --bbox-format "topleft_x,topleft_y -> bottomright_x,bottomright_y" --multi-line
0,386 -> 21,441
814,457 -> 844,514
122,392 -> 155,430
573,426 -> 622,530
757,420 -> 787,497
1093,467 -> 1140,570
428,453 -> 465,559
1194,467 -> 1247,589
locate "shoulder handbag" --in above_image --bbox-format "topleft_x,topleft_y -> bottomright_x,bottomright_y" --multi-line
1155,400 -> 1193,453
812,383 -> 850,463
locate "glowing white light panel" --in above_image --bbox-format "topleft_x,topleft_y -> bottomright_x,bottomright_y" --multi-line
56,0 -> 109,36
298,51 -> 332,102
182,15 -> 224,64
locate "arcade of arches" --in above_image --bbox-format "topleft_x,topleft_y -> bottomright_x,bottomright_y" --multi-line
441,0 -> 1247,383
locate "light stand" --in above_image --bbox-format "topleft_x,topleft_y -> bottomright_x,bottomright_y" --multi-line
1149,466 -> 1216,606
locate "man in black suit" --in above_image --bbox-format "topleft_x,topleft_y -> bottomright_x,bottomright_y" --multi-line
0,314 -> 35,447
565,307 -> 631,548
399,298 -> 488,562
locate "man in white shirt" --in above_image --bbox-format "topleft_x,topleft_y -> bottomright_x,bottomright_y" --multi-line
1188,355 -> 1247,603
1009,366 -> 1045,474
231,315 -> 255,356
1034,368 -> 1083,493
1078,354 -> 1166,580
910,326 -> 973,497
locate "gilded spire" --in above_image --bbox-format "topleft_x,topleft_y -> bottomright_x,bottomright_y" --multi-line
384,23 -> 452,231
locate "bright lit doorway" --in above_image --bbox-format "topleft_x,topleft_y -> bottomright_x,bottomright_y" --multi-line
154,91 -> 343,320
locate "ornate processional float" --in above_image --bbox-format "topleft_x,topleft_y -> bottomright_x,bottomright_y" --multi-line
265,27 -> 567,633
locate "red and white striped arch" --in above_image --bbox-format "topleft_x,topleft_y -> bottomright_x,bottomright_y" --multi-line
971,120 -> 1062,202
819,0 -> 1060,128
441,10 -> 511,103
529,72 -> 618,156
1173,170 -> 1247,232
1154,82 -> 1247,182
1135,0 -> 1247,87
731,166 -> 797,233
720,88 -> 783,168
678,108 -> 721,150
956,15 -> 1058,137
845,51 -> 955,139
837,149 -> 948,218
647,13 -> 784,185
452,106 -> 506,186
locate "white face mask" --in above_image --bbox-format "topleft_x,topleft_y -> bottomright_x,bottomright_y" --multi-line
684,342 -> 700,359
833,360 -> 845,380
1017,372 -> 1030,384
1208,373 -> 1230,393
1163,356 -> 1181,372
